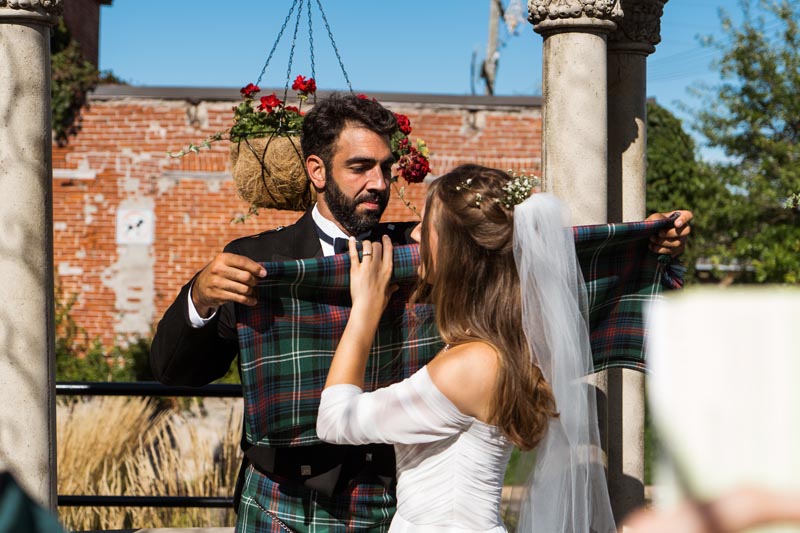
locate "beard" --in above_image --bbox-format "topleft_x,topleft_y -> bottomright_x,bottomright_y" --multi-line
325,173 -> 389,236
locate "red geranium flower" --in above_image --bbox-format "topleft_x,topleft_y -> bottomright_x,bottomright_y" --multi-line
284,105 -> 300,113
356,93 -> 369,100
258,94 -> 283,113
292,75 -> 317,95
398,147 -> 430,184
394,113 -> 412,135
240,83 -> 260,98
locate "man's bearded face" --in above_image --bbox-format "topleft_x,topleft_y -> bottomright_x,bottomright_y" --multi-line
325,169 -> 390,236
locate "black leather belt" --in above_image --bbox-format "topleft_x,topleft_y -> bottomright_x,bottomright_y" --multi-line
243,442 -> 396,498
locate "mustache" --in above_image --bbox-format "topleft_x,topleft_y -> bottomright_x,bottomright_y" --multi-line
355,191 -> 387,205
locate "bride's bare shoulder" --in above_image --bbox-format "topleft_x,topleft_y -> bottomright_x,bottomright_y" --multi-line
427,341 -> 499,420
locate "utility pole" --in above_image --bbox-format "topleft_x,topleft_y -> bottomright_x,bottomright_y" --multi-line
482,0 -> 502,95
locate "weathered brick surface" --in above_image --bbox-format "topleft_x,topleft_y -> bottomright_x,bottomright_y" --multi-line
53,92 -> 542,345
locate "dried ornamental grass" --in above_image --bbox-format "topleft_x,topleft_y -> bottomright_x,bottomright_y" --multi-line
57,397 -> 242,531
57,396 -> 160,530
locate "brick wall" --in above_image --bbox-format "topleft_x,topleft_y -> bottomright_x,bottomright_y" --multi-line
53,88 -> 542,345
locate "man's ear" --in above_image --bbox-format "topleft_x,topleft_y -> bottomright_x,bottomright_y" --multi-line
306,155 -> 326,191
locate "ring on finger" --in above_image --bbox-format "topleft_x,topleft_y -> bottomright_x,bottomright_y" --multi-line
362,241 -> 374,258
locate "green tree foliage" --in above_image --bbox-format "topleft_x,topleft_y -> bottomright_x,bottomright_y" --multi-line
646,101 -> 718,282
690,0 -> 799,282
645,101 -> 764,284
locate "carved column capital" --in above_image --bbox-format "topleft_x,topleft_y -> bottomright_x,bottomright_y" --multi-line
0,0 -> 62,23
608,0 -> 668,55
528,0 -> 622,35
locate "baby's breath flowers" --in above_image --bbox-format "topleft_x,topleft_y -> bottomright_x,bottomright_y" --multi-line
499,170 -> 540,209
455,171 -> 540,209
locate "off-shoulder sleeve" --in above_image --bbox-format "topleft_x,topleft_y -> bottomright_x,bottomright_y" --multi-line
316,366 -> 474,445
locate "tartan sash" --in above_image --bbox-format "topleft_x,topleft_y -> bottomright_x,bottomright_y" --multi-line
574,218 -> 684,372
236,217 -> 683,448
237,244 -> 442,448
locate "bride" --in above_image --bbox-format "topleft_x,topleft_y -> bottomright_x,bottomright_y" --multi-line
317,164 -> 615,532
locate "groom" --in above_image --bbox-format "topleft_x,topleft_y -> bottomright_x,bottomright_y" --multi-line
150,93 -> 692,532
152,94 -> 418,532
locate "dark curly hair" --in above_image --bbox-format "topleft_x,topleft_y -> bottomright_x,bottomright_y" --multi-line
301,93 -> 398,169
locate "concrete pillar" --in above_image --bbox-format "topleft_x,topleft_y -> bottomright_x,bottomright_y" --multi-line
528,0 -> 621,224
607,0 -> 668,223
0,0 -> 61,509
604,1 -> 668,525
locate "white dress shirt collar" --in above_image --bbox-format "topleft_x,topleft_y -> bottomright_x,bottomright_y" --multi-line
312,204 -> 349,256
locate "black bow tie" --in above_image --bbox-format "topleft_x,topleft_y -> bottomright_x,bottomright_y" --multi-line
333,237 -> 355,254
314,223 -> 365,255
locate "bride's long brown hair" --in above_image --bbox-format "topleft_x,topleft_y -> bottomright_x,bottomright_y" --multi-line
411,164 -> 558,451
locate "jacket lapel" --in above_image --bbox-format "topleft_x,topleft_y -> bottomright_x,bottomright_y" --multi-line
271,210 -> 324,261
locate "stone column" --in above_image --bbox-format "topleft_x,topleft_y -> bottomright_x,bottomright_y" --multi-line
528,0 -> 621,224
607,0 -> 667,222
605,1 -> 668,525
0,0 -> 60,509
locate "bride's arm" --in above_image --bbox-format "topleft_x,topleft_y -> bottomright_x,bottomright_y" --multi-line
318,236 -> 473,445
317,368 -> 473,445
323,235 -> 396,390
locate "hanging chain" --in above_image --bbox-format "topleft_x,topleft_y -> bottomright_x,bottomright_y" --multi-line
315,0 -> 353,93
307,0 -> 317,104
307,0 -> 316,78
255,0 -> 300,87
282,0 -> 306,103
255,0 -> 353,96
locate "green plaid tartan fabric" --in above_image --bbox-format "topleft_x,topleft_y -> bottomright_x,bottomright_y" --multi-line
237,465 -> 394,533
234,217 -> 683,532
573,218 -> 684,372
237,244 -> 442,448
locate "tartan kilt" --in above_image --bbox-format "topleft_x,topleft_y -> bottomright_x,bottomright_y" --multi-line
236,464 -> 396,533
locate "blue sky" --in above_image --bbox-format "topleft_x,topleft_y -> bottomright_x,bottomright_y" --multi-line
99,0 -> 746,156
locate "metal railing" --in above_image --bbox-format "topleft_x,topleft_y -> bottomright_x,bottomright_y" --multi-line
56,381 -> 242,509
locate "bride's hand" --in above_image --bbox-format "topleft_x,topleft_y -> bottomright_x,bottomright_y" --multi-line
348,235 -> 397,315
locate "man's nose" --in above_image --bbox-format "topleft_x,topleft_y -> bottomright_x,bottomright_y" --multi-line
366,167 -> 389,191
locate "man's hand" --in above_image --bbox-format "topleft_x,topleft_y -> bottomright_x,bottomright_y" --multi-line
192,253 -> 266,317
646,210 -> 693,257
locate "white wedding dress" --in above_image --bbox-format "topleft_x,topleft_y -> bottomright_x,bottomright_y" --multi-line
317,366 -> 513,532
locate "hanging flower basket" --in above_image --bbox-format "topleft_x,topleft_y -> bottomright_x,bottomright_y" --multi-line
170,77 -> 317,212
226,78 -> 317,211
230,134 -> 315,212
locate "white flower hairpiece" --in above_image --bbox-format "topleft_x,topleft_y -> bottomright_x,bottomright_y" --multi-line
499,170 -> 539,209
456,171 -> 540,208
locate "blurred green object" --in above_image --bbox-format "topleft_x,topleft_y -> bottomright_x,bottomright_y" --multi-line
0,472 -> 64,533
